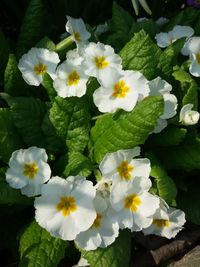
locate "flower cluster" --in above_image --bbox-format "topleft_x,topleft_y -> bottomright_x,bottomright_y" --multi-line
6,146 -> 186,250
18,16 -> 181,133
6,15 -> 196,252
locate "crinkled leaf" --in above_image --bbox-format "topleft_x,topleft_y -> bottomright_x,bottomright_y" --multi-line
0,30 -> 9,85
47,96 -> 91,153
16,0 -> 49,57
4,54 -> 30,97
91,96 -> 163,164
0,168 -> 31,205
0,108 -> 23,162
119,30 -> 162,79
6,97 -> 47,147
147,126 -> 187,147
147,152 -> 177,204
79,230 -> 131,267
63,152 -> 93,177
19,220 -> 67,267
158,38 -> 186,81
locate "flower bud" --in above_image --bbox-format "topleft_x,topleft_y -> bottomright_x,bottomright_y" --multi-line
180,104 -> 200,125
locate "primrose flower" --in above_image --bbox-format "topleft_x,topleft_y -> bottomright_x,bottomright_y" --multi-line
66,16 -> 91,48
110,177 -> 159,231
83,42 -> 122,85
99,147 -> 151,186
93,70 -> 149,113
155,25 -> 194,48
75,193 -> 119,250
148,77 -> 177,133
18,48 -> 60,86
73,258 -> 89,267
181,37 -> 200,77
66,49 -> 84,65
143,198 -> 186,238
34,176 -> 96,241
6,147 -> 51,197
180,104 -> 200,125
156,17 -> 169,26
53,60 -> 89,98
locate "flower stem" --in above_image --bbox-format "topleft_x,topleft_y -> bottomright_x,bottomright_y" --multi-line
55,36 -> 74,52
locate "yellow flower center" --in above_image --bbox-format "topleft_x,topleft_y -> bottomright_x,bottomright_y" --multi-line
94,56 -> 109,69
112,80 -> 130,98
74,32 -> 81,42
153,219 -> 170,228
196,53 -> 200,64
124,194 -> 141,213
117,160 -> 133,180
56,196 -> 77,217
23,162 -> 38,179
92,213 -> 103,228
67,71 -> 80,86
34,63 -> 47,76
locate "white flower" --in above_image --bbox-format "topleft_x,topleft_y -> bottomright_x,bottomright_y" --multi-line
6,147 -> 51,197
18,48 -> 60,86
136,17 -> 149,22
66,49 -> 84,65
110,178 -> 159,231
53,60 -> 89,98
143,198 -> 186,239
148,77 -> 177,133
66,16 -> 91,48
180,104 -> 200,125
93,70 -> 148,113
83,42 -> 122,85
156,17 -> 169,26
181,37 -> 200,77
75,192 -> 119,250
99,148 -> 151,186
34,176 -> 96,241
155,25 -> 194,48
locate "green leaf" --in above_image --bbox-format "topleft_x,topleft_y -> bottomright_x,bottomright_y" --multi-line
173,67 -> 198,109
36,36 -> 56,50
63,152 -> 93,177
0,168 -> 31,205
0,30 -> 9,85
47,96 -> 91,153
147,152 -> 177,204
80,230 -> 131,267
42,112 -> 65,154
0,108 -> 23,162
155,137 -> 200,171
4,54 -> 30,96
158,38 -> 186,81
91,96 -> 164,164
16,0 -> 48,58
130,19 -> 159,38
147,125 -> 187,147
107,2 -> 134,51
119,30 -> 162,79
42,73 -> 57,101
7,97 -> 47,147
19,220 -> 67,267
